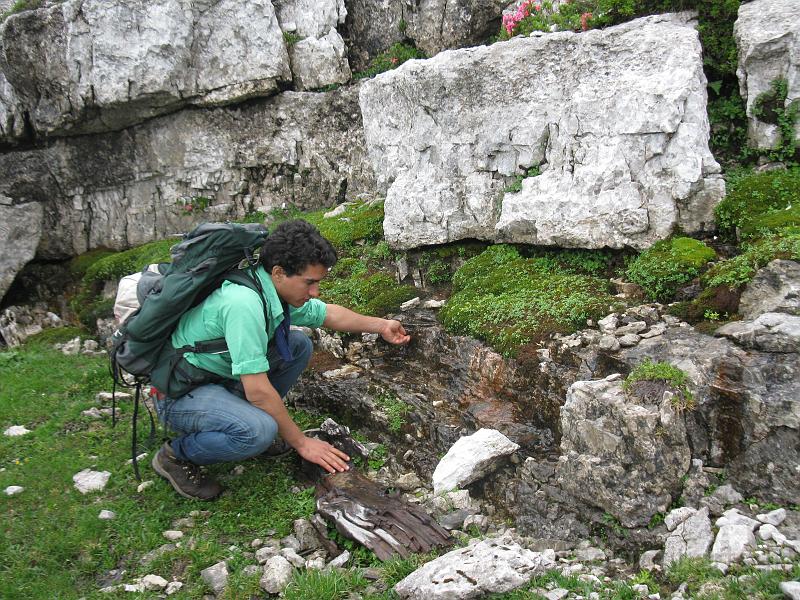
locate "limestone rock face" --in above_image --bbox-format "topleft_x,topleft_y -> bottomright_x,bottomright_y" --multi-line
360,13 -> 724,251
0,0 -> 290,142
556,376 -> 691,528
739,260 -> 800,318
0,87 -> 372,261
393,534 -> 555,599
343,0 -> 505,71
275,0 -> 351,90
734,0 -> 800,149
0,200 -> 43,300
432,428 -> 519,494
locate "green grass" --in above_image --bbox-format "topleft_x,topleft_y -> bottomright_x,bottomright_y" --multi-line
0,329 -> 337,599
283,569 -> 368,600
625,237 -> 716,302
440,245 -> 614,356
353,43 -> 426,80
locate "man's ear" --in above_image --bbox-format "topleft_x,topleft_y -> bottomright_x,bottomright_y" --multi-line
271,265 -> 286,279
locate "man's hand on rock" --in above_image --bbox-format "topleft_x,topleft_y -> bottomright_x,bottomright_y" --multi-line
295,436 -> 350,473
380,319 -> 411,345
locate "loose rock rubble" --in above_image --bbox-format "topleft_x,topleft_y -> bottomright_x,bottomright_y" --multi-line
72,469 -> 111,494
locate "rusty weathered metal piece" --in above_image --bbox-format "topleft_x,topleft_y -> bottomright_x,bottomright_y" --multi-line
316,469 -> 454,561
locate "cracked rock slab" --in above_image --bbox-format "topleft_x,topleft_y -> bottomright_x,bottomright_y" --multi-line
393,534 -> 555,599
663,506 -> 714,567
361,12 -> 723,251
710,524 -> 757,564
716,312 -> 800,353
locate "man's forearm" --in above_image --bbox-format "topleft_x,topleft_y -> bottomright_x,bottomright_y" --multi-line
323,303 -> 389,334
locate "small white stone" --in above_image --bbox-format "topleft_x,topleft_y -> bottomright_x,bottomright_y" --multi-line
3,425 -> 31,437
163,530 -> 184,541
137,480 -> 154,492
231,465 -> 245,476
400,297 -> 421,310
141,574 -> 169,590
327,550 -> 350,569
756,508 -> 786,527
422,298 -> 446,309
99,510 -> 116,520
4,485 -> 24,496
165,581 -> 183,595
126,453 -> 148,465
73,469 -> 111,494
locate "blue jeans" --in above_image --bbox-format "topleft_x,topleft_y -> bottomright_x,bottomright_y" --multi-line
156,330 -> 312,465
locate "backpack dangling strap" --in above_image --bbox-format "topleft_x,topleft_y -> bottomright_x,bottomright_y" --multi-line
131,382 -> 142,481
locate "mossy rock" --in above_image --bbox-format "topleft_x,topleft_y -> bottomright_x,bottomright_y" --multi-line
704,229 -> 800,289
441,245 -> 613,356
714,168 -> 800,239
83,239 -> 174,284
625,237 -> 716,302
321,266 -> 416,317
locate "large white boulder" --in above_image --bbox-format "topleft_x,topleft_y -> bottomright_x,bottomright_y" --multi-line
0,0 -> 290,141
394,534 -> 555,599
734,0 -> 800,149
360,13 -> 723,251
432,428 -> 519,494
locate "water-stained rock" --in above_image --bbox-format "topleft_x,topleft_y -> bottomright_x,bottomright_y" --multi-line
361,13 -> 723,251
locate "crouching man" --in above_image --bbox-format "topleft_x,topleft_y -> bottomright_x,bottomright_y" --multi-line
151,219 -> 410,500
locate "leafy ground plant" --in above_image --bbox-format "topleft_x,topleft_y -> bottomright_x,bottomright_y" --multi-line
704,229 -> 800,289
353,43 -> 426,80
625,237 -> 716,302
714,167 -> 800,240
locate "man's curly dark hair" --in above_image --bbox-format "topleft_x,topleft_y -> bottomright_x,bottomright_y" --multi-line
261,219 -> 337,276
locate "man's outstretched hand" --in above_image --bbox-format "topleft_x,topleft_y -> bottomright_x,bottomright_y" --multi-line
381,319 -> 411,345
295,436 -> 351,473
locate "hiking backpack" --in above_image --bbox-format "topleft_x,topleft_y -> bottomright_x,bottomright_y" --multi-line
110,221 -> 271,478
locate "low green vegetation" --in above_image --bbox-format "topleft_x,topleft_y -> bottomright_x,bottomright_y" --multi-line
751,77 -> 800,164
704,230 -> 800,290
320,258 -> 417,316
373,389 -> 412,433
283,568 -> 368,600
1,0 -> 44,20
624,358 -> 694,410
440,245 -> 614,356
714,167 -> 800,240
504,166 -> 541,194
625,237 -> 716,302
353,43 -> 427,80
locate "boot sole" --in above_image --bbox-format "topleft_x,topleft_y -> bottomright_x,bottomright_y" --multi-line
151,451 -> 220,501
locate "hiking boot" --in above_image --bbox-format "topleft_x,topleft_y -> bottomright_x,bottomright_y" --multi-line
151,442 -> 222,501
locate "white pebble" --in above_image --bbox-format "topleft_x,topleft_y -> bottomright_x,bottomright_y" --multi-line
3,425 -> 31,437
137,480 -> 154,492
4,485 -> 24,496
98,510 -> 116,520
163,530 -> 184,541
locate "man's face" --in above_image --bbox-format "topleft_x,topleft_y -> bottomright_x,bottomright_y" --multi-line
271,263 -> 328,308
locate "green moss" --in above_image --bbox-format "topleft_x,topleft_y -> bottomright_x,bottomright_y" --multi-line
441,245 -> 613,356
704,230 -> 800,289
272,200 -> 385,255
624,358 -> 694,410
321,264 -> 416,317
353,43 -> 426,80
625,237 -> 716,302
374,390 -> 411,433
68,248 -> 115,278
83,239 -> 174,284
715,168 -> 800,239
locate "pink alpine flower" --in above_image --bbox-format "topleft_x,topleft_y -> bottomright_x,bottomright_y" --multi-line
580,11 -> 593,31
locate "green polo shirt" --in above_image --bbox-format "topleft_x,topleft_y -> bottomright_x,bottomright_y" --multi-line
171,265 -> 327,379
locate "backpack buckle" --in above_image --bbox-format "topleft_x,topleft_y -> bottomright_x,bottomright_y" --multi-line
237,248 -> 261,270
